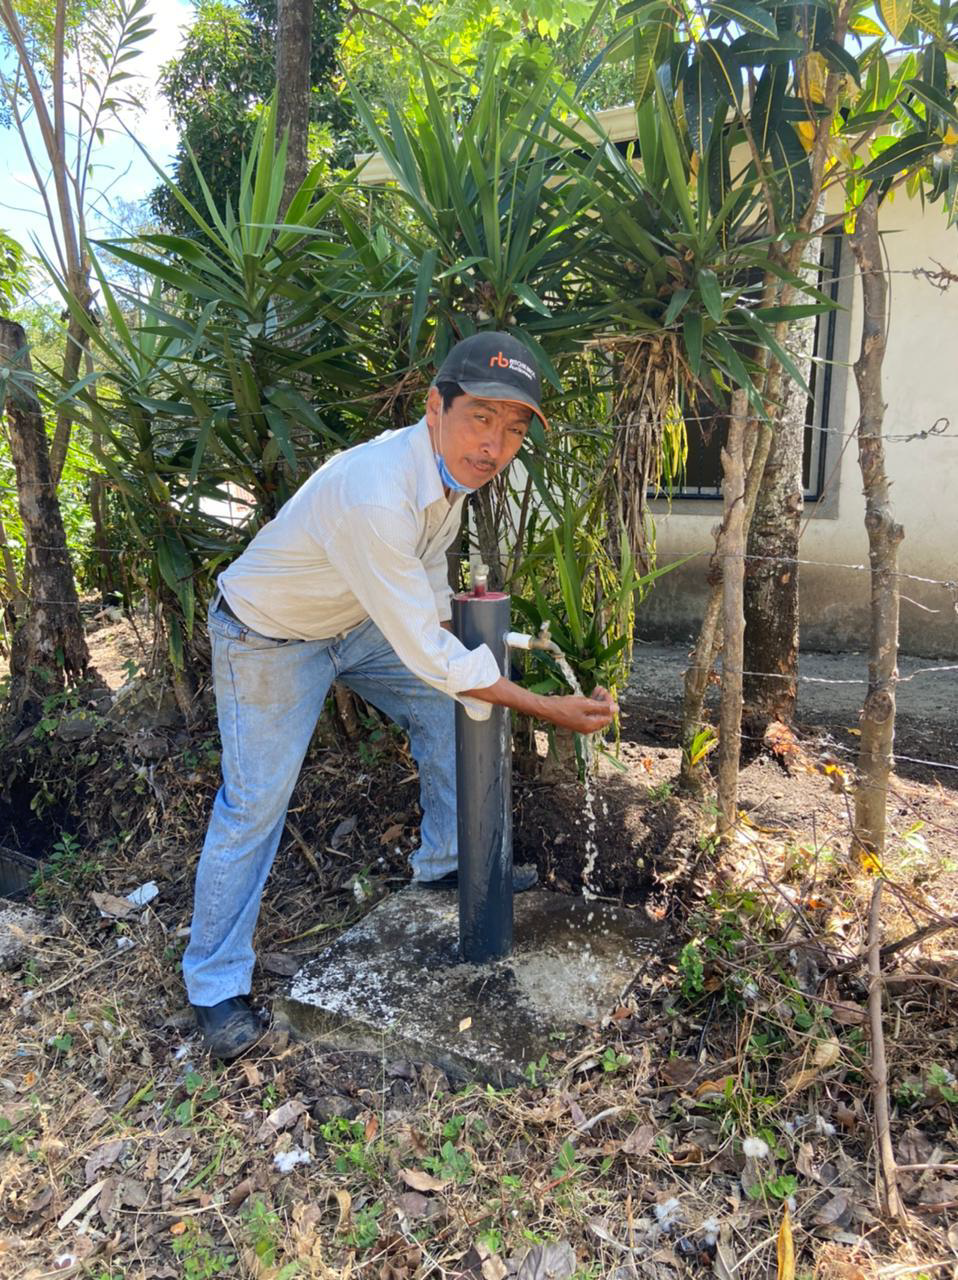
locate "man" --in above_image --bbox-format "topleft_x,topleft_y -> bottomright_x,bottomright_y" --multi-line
184,331 -> 617,1058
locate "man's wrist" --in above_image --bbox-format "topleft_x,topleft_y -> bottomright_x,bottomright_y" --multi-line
460,676 -> 552,719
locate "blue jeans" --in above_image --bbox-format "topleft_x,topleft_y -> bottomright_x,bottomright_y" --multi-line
183,601 -> 457,1006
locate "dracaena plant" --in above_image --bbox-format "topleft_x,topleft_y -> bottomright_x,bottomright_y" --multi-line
48,100 -> 375,669
347,50 -> 600,383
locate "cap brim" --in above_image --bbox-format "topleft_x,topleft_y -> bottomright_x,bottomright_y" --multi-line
458,380 -> 550,431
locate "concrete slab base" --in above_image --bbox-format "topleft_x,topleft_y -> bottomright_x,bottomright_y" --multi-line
278,888 -> 659,1084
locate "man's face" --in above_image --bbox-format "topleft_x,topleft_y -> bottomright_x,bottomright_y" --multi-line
426,387 -> 532,489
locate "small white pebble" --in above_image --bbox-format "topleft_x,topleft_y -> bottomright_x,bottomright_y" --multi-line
742,1136 -> 770,1159
116,936 -> 135,952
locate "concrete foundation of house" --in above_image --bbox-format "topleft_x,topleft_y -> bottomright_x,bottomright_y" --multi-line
277,889 -> 660,1084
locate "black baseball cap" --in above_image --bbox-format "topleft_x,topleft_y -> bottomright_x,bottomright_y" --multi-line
433,331 -> 549,429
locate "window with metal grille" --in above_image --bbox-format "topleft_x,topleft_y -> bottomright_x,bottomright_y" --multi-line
668,231 -> 843,503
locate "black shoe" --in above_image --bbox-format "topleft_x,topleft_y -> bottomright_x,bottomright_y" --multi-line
191,996 -> 266,1059
414,864 -> 539,893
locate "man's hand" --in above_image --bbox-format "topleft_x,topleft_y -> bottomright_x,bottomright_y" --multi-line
540,686 -> 618,735
460,676 -> 618,735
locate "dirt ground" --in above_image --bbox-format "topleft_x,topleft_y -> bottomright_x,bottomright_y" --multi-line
0,612 -> 956,1279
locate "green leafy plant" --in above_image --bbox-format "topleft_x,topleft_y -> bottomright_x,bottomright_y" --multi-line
425,1139 -> 473,1184
31,831 -> 101,904
344,1201 -> 383,1251
172,1069 -> 221,1127
678,941 -> 705,1000
171,1220 -> 236,1278
599,1046 -> 631,1073
242,1198 -> 300,1276
746,1173 -> 798,1202
320,1116 -> 377,1175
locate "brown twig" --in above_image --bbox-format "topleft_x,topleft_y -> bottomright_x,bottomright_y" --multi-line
867,878 -> 907,1221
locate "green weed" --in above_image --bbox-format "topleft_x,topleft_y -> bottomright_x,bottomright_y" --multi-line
170,1221 -> 235,1278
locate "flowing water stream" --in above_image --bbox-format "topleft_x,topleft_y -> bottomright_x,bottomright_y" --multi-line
552,654 -> 602,900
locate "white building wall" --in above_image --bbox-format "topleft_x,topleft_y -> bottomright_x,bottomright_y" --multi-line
642,196 -> 958,658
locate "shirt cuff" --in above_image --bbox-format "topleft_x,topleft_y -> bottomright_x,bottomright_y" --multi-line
445,643 -> 501,722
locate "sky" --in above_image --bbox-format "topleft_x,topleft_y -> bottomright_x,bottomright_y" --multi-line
0,0 -> 194,282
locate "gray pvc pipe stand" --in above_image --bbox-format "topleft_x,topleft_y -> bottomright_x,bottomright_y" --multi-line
451,587 -> 513,963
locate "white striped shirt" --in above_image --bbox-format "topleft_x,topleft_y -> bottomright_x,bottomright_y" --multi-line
218,417 -> 500,719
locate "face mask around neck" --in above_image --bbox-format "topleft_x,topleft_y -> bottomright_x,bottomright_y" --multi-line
435,450 -> 476,494
434,403 -> 478,494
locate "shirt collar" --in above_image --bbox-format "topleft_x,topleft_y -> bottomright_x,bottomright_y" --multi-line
411,415 -> 461,511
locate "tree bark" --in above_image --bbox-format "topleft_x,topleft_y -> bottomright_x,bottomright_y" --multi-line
849,192 -> 902,859
743,221 -> 823,727
679,415 -> 771,791
1,319 -> 89,724
716,389 -> 750,834
276,0 -> 313,216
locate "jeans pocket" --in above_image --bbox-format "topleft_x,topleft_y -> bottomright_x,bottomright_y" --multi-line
208,613 -> 297,650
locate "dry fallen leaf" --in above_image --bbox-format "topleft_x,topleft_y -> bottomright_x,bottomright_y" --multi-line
777,1207 -> 795,1280
394,1190 -> 432,1221
784,1066 -> 820,1093
399,1168 -> 450,1193
241,1061 -> 263,1089
829,1003 -> 866,1027
380,823 -> 404,844
256,1097 -> 308,1141
170,1220 -> 187,1236
814,1193 -> 850,1228
515,1240 -> 577,1280
476,1240 -> 509,1280
84,1139 -> 126,1184
620,1124 -> 654,1158
459,1016 -> 473,1033
694,1077 -> 734,1100
91,891 -> 135,919
332,1187 -> 351,1229
57,1179 -> 106,1231
813,1039 -> 841,1069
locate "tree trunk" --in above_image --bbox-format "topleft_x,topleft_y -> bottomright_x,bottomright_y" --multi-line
716,389 -> 750,834
0,318 -> 89,724
743,222 -> 823,728
849,192 -> 902,860
0,510 -> 24,610
88,472 -> 118,604
49,303 -> 91,486
276,0 -> 313,216
472,484 -> 504,589
679,416 -> 771,791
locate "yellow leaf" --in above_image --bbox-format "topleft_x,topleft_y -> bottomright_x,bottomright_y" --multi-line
878,0 -> 913,39
459,1016 -> 473,1032
777,1207 -> 795,1280
333,1187 -> 351,1229
798,120 -> 817,152
945,127 -> 958,144
801,52 -> 827,103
